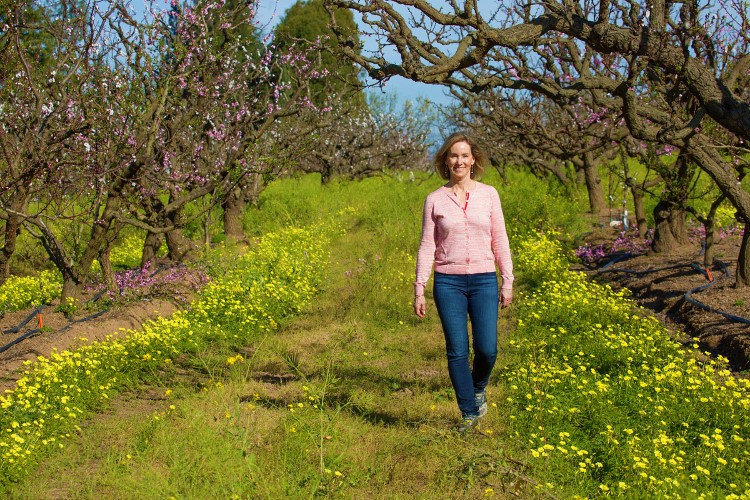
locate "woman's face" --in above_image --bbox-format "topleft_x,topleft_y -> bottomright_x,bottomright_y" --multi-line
446,141 -> 475,183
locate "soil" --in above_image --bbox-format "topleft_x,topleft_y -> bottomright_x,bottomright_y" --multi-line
1,225 -> 748,393
0,293 -> 188,392
577,222 -> 750,372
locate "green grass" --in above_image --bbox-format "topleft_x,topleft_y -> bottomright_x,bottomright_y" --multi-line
6,200 -> 526,498
3,170 -> 747,498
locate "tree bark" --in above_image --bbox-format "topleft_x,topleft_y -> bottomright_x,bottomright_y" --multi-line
737,223 -> 749,287
0,190 -> 31,284
141,231 -> 163,268
0,215 -> 23,285
222,188 -> 247,242
703,220 -> 716,270
165,206 -> 198,262
628,183 -> 649,238
650,155 -> 691,254
651,201 -> 689,253
699,195 -> 726,269
222,173 -> 264,242
582,152 -> 606,214
60,275 -> 82,316
98,246 -> 117,292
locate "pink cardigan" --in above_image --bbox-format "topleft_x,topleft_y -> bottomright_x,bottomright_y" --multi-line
414,182 -> 514,296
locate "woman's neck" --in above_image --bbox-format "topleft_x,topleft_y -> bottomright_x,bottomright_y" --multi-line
448,178 -> 475,191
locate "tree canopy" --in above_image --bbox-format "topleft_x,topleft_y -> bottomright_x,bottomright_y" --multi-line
275,0 -> 363,107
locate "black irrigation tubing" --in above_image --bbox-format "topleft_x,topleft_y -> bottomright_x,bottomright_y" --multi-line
0,262 -> 183,355
592,255 -> 750,327
2,305 -> 45,335
684,280 -> 750,326
0,327 -> 43,354
57,308 -> 111,333
0,305 -> 46,354
597,252 -> 701,276
1,299 -> 115,354
0,308 -> 112,355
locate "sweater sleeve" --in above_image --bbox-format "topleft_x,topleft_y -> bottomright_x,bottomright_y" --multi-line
414,195 -> 436,296
489,188 -> 514,291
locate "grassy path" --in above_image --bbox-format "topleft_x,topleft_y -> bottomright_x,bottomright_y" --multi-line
6,219 -> 528,499
5,173 -> 749,498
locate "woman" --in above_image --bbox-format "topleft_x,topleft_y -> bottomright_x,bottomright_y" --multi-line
413,132 -> 514,432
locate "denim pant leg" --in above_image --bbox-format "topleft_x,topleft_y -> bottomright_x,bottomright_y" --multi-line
467,273 -> 499,394
433,272 -> 498,417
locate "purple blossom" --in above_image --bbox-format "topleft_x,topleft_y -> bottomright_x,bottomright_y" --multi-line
575,230 -> 652,264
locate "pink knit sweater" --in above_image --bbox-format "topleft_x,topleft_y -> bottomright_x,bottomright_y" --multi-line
414,182 -> 514,296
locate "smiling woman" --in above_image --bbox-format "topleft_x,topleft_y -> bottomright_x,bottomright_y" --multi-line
413,132 -> 514,432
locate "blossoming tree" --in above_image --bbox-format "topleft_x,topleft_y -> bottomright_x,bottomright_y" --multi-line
0,0 -> 330,301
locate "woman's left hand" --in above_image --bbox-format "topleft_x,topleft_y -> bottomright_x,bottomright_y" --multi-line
499,289 -> 512,308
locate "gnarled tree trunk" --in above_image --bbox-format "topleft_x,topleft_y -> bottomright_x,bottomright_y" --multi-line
651,201 -> 689,253
98,246 -> 117,292
628,182 -> 649,238
141,232 -> 163,268
223,173 -> 264,243
738,222 -> 749,287
582,152 -> 606,214
0,215 -> 23,285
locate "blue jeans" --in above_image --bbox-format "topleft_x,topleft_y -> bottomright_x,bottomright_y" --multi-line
433,272 -> 498,417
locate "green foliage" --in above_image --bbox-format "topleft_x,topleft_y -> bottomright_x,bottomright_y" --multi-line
243,173 -> 352,235
486,169 -> 591,240
53,296 -> 78,318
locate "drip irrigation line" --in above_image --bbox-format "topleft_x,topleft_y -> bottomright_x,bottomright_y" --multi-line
0,304 -> 112,354
684,275 -> 750,326
597,252 -> 698,276
58,309 -> 110,333
2,306 -> 44,335
89,289 -> 108,304
0,328 -> 42,354
592,256 -> 750,327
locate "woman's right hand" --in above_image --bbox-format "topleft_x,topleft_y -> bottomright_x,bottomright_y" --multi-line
414,295 -> 426,318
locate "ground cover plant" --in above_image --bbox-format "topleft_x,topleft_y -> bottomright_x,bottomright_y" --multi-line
0,222 -> 336,485
0,171 -> 748,498
507,232 -> 750,497
0,271 -> 61,315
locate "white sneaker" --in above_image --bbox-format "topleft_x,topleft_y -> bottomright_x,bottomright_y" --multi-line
475,390 -> 487,417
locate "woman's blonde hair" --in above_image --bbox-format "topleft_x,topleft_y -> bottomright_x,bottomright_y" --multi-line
433,132 -> 487,180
